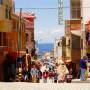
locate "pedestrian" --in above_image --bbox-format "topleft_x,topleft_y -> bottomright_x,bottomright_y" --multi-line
80,56 -> 87,81
53,70 -> 58,83
42,70 -> 48,83
77,68 -> 81,79
57,59 -> 69,83
30,65 -> 37,83
36,69 -> 42,83
22,67 -> 28,81
48,69 -> 53,83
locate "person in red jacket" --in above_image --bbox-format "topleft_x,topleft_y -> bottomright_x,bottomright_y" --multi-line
42,70 -> 48,83
48,70 -> 53,83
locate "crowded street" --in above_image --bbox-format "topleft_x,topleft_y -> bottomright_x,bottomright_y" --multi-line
1,0 -> 90,90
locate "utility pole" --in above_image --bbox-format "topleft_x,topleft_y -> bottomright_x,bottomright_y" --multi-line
16,8 -> 22,81
80,0 -> 86,57
18,8 -> 22,56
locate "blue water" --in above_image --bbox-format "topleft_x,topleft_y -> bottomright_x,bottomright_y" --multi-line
36,43 -> 54,56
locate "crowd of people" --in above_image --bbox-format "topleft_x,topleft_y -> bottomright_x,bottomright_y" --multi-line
28,57 -> 71,83
3,51 -> 90,83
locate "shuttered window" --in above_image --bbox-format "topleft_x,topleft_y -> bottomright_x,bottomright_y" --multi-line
0,32 -> 7,46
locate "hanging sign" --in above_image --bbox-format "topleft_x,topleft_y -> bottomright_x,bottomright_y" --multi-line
58,0 -> 64,25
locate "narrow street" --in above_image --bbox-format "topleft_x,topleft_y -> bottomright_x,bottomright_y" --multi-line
1,1 -> 90,90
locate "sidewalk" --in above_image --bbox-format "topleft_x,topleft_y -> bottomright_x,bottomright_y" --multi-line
72,78 -> 90,83
0,82 -> 90,90
40,78 -> 90,83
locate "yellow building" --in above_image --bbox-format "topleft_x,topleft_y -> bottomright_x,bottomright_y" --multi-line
9,13 -> 26,52
0,0 -> 26,81
0,0 -> 14,81
0,0 -> 14,31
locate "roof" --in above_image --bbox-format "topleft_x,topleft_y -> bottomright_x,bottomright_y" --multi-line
16,12 -> 35,19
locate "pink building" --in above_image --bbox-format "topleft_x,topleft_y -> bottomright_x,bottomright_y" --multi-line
21,13 -> 36,57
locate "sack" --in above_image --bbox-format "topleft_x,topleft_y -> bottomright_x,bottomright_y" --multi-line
84,70 -> 88,79
65,66 -> 69,74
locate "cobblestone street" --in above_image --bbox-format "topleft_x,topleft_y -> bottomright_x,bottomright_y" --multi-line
72,78 -> 90,83
0,82 -> 90,90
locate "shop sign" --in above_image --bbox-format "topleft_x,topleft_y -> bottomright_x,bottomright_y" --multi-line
58,0 -> 64,25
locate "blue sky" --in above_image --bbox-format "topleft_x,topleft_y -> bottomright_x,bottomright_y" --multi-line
14,0 -> 70,43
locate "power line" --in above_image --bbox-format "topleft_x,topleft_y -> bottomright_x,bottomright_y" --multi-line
15,8 -> 58,10
15,7 -> 90,10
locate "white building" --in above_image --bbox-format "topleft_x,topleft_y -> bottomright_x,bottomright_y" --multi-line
54,38 -> 62,58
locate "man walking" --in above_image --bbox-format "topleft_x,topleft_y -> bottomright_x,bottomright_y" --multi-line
80,56 -> 87,81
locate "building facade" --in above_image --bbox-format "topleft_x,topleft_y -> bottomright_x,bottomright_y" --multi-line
0,0 -> 14,81
0,0 -> 26,81
54,38 -> 62,58
10,13 -> 26,53
65,19 -> 81,69
21,12 -> 36,57
81,0 -> 90,57
85,20 -> 90,59
65,0 -> 81,69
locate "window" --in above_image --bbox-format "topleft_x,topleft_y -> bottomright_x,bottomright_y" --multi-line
71,0 -> 81,19
5,6 -> 11,19
6,6 -> 9,19
0,0 -> 3,5
0,32 -> 7,46
12,21 -> 16,29
9,8 -> 11,19
26,33 -> 29,42
3,32 -> 7,46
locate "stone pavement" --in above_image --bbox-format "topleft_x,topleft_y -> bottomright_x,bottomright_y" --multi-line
0,82 -> 90,90
72,78 -> 90,83
40,78 -> 90,83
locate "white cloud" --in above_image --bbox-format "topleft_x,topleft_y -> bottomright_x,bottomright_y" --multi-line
35,27 -> 65,43
51,29 -> 62,34
37,31 -> 43,34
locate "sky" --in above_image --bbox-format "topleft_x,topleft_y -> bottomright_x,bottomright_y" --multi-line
14,0 -> 70,43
